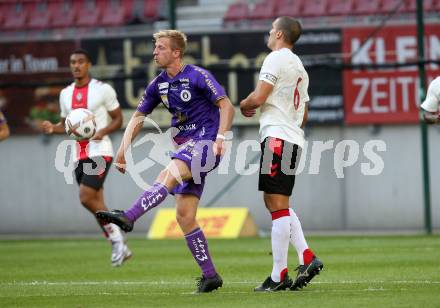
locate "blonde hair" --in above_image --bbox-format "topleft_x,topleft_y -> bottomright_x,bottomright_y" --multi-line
153,30 -> 187,58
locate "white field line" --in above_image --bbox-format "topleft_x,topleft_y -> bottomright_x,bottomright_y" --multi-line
0,289 -> 405,298
1,282 -> 439,297
0,289 -> 430,298
1,280 -> 440,287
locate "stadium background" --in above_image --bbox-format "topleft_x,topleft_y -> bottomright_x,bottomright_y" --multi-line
1,0 -> 440,236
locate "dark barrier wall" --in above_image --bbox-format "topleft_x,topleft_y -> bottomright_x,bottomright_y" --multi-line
81,29 -> 343,124
3,24 -> 440,132
0,40 -> 76,133
0,29 -> 342,132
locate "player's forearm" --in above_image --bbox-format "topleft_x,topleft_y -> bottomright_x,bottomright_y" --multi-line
240,92 -> 263,110
98,108 -> 123,137
218,101 -> 235,135
52,121 -> 67,134
215,97 -> 235,135
0,124 -> 10,141
98,116 -> 122,137
120,112 -> 145,153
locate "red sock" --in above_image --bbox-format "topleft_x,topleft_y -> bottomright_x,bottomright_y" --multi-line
303,248 -> 315,265
280,268 -> 288,281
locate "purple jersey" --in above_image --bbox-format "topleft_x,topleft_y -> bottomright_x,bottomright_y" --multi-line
137,64 -> 226,145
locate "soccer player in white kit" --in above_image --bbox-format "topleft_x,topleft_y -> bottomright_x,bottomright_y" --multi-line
41,49 -> 131,267
240,17 -> 323,291
421,77 -> 440,123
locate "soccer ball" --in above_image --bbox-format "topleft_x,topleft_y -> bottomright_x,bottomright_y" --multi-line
65,108 -> 96,140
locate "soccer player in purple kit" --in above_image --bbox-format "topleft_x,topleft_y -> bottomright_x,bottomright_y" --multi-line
96,30 -> 234,293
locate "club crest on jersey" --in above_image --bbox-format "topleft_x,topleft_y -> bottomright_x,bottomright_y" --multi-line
180,89 -> 191,102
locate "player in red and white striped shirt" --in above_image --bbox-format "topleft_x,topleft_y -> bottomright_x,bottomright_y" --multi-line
41,49 -> 131,267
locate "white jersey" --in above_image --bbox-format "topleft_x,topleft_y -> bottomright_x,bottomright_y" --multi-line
420,76 -> 440,113
59,78 -> 120,161
259,48 -> 310,148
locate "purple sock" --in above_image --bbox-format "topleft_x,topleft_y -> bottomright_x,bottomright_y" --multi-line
185,228 -> 217,278
124,183 -> 168,222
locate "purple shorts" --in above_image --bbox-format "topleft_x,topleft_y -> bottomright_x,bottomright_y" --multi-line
170,140 -> 221,199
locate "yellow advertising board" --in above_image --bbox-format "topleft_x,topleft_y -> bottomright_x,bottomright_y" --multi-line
148,208 -> 258,239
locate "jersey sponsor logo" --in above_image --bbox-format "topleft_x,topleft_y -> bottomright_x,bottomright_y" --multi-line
76,92 -> 83,101
194,66 -> 219,95
176,110 -> 187,123
199,126 -> 205,137
178,123 -> 196,131
193,66 -> 209,78
261,72 -> 278,84
141,191 -> 164,211
179,78 -> 189,83
158,82 -> 169,90
192,237 -> 208,262
205,78 -> 218,95
269,163 -> 279,177
177,140 -> 199,157
181,153 -> 192,160
180,89 -> 191,102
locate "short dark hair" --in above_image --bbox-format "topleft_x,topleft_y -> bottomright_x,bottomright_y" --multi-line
71,48 -> 92,63
276,17 -> 302,45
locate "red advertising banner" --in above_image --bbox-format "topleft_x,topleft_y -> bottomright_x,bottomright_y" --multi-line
343,25 -> 440,124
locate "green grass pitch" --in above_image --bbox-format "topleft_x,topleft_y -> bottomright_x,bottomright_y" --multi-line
0,235 -> 439,307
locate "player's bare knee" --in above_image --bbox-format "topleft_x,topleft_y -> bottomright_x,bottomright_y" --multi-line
79,187 -> 97,206
156,169 -> 179,189
79,194 -> 91,206
176,212 -> 195,229
157,159 -> 191,186
175,212 -> 186,225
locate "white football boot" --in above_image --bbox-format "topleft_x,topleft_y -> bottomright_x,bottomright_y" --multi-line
104,223 -> 132,267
